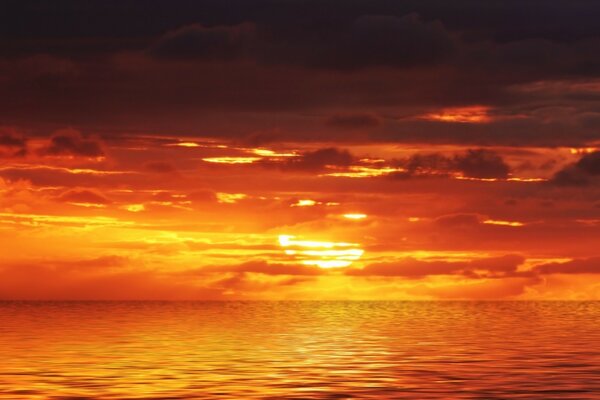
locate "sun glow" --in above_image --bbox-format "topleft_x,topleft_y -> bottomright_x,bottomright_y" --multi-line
170,142 -> 201,147
422,106 -> 491,123
251,148 -> 297,157
343,213 -> 367,220
217,193 -> 248,204
291,199 -> 318,207
202,157 -> 261,164
323,165 -> 405,178
278,235 -> 364,268
483,219 -> 525,227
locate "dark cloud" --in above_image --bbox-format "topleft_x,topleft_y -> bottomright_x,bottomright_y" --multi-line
40,129 -> 104,158
257,13 -> 455,70
551,151 -> 600,186
143,161 -> 179,174
270,147 -> 355,172
454,149 -> 510,179
396,149 -> 510,179
325,112 -> 383,130
148,12 -> 455,70
198,260 -> 325,276
346,254 -> 525,278
576,151 -> 600,175
150,23 -> 254,60
0,131 -> 27,157
1,1 -> 600,147
535,258 -> 600,275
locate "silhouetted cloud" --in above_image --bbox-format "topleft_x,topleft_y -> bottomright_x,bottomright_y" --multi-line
454,149 -> 510,179
198,260 -> 325,276
0,131 -> 27,157
269,147 -> 355,172
551,151 -> 600,186
40,129 -> 104,158
325,112 -> 383,130
535,257 -> 600,274
397,149 -> 510,179
150,23 -> 254,60
347,254 -> 525,278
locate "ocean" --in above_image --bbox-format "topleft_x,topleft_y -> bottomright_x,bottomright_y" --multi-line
1,301 -> 599,399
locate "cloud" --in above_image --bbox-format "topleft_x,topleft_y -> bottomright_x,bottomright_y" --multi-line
149,13 -> 454,70
150,23 -> 254,60
0,131 -> 27,157
40,129 -> 104,158
346,254 -> 525,278
0,262 -> 225,300
263,13 -> 456,70
325,112 -> 383,130
550,151 -> 600,186
56,189 -> 110,205
434,213 -> 482,227
535,258 -> 600,274
398,149 -> 510,179
143,161 -> 179,174
453,149 -> 510,179
268,147 -> 356,172
193,260 -> 325,276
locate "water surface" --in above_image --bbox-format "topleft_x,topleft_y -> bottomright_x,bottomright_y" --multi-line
1,301 -> 599,399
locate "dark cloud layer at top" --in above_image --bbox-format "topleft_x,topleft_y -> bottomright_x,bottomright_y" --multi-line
2,1 -> 600,147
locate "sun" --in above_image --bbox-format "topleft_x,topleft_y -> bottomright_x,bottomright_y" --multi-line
278,235 -> 364,268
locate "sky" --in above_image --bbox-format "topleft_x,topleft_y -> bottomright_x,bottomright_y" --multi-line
1,0 -> 600,300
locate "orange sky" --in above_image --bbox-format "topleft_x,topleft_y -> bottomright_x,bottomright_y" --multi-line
1,128 -> 599,300
2,2 -> 600,299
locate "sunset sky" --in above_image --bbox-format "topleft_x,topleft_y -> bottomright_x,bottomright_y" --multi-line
1,0 -> 600,300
